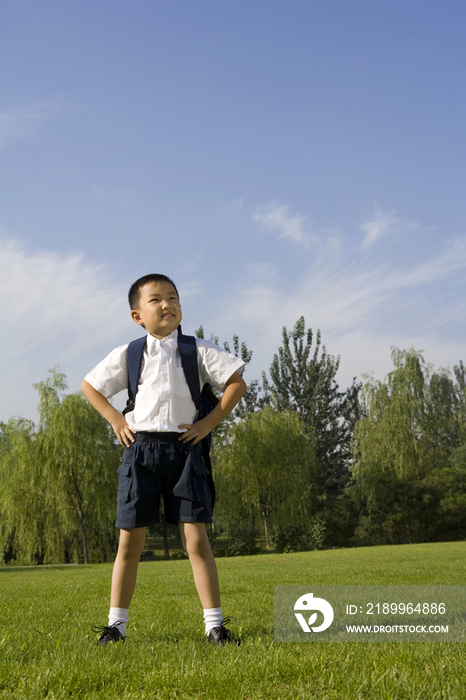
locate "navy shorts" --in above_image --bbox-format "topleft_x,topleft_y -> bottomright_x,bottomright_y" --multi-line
115,433 -> 213,529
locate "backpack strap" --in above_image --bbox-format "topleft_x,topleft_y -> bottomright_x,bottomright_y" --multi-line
177,330 -> 217,506
177,332 -> 202,412
122,336 -> 146,416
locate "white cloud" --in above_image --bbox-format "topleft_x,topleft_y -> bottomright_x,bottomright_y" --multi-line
178,279 -> 203,300
360,206 -> 426,251
0,102 -> 70,149
384,238 -> 466,288
207,212 -> 466,393
361,207 -> 399,249
253,202 -> 314,246
0,234 -> 126,345
0,233 -> 210,423
0,233 -> 133,421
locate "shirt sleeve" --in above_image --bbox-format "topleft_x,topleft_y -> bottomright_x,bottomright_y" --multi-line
84,344 -> 129,399
195,338 -> 246,392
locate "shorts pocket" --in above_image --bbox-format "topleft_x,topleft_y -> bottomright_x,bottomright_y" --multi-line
191,449 -> 211,504
117,463 -> 133,504
172,446 -> 211,504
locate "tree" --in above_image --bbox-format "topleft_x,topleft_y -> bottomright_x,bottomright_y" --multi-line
0,369 -> 121,565
352,348 -> 464,544
194,325 -> 260,417
0,418 -> 47,564
194,326 -> 261,452
214,406 -> 316,549
453,360 -> 466,406
354,349 -> 460,488
261,317 -> 362,547
34,369 -> 120,564
422,408 -> 466,541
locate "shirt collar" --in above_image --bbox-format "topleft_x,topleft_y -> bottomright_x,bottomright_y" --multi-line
146,328 -> 179,354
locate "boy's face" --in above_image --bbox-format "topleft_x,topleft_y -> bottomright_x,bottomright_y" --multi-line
131,280 -> 182,339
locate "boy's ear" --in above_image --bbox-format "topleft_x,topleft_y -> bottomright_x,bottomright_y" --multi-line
131,309 -> 145,327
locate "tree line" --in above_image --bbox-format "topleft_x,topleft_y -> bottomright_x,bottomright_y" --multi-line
1,317 -> 465,564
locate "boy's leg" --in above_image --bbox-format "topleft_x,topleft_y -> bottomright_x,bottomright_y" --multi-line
111,526 -> 147,608
93,527 -> 147,644
179,521 -> 236,645
178,522 -> 220,608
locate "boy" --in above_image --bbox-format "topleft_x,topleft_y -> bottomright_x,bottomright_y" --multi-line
81,273 -> 246,645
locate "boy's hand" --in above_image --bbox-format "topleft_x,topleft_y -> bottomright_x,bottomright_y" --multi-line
81,379 -> 136,448
110,414 -> 136,448
178,372 -> 247,445
177,417 -> 213,446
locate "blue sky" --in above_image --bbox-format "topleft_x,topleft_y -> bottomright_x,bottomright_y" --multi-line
1,0 -> 465,422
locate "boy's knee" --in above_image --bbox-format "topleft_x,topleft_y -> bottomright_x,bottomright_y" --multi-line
183,524 -> 211,557
117,527 -> 147,559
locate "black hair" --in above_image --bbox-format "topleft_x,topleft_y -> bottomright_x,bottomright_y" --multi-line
128,274 -> 179,310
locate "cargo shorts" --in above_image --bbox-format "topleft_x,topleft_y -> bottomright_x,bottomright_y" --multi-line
115,432 -> 213,529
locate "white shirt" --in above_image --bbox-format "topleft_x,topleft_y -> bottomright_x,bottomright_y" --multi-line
84,329 -> 246,433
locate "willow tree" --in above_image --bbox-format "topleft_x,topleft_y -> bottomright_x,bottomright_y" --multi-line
354,348 -> 461,488
35,369 -> 120,564
0,418 -> 49,563
0,370 -> 121,564
215,406 -> 316,549
352,348 -> 464,544
421,361 -> 466,540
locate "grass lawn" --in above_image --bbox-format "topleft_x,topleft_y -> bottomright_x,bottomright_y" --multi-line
1,541 -> 466,699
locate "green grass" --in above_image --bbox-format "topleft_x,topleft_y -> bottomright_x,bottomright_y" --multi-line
1,542 -> 466,699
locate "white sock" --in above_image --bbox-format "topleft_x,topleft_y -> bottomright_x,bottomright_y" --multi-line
108,607 -> 129,637
203,607 -> 223,635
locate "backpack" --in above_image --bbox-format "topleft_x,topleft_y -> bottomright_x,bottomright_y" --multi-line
122,329 -> 219,503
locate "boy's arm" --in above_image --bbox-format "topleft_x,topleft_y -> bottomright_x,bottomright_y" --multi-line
177,371 -> 247,445
81,379 -> 135,447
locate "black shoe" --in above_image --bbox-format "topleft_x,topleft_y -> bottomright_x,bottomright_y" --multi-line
91,623 -> 125,645
207,617 -> 239,646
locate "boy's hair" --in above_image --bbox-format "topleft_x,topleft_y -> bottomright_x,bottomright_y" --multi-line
128,274 -> 180,310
